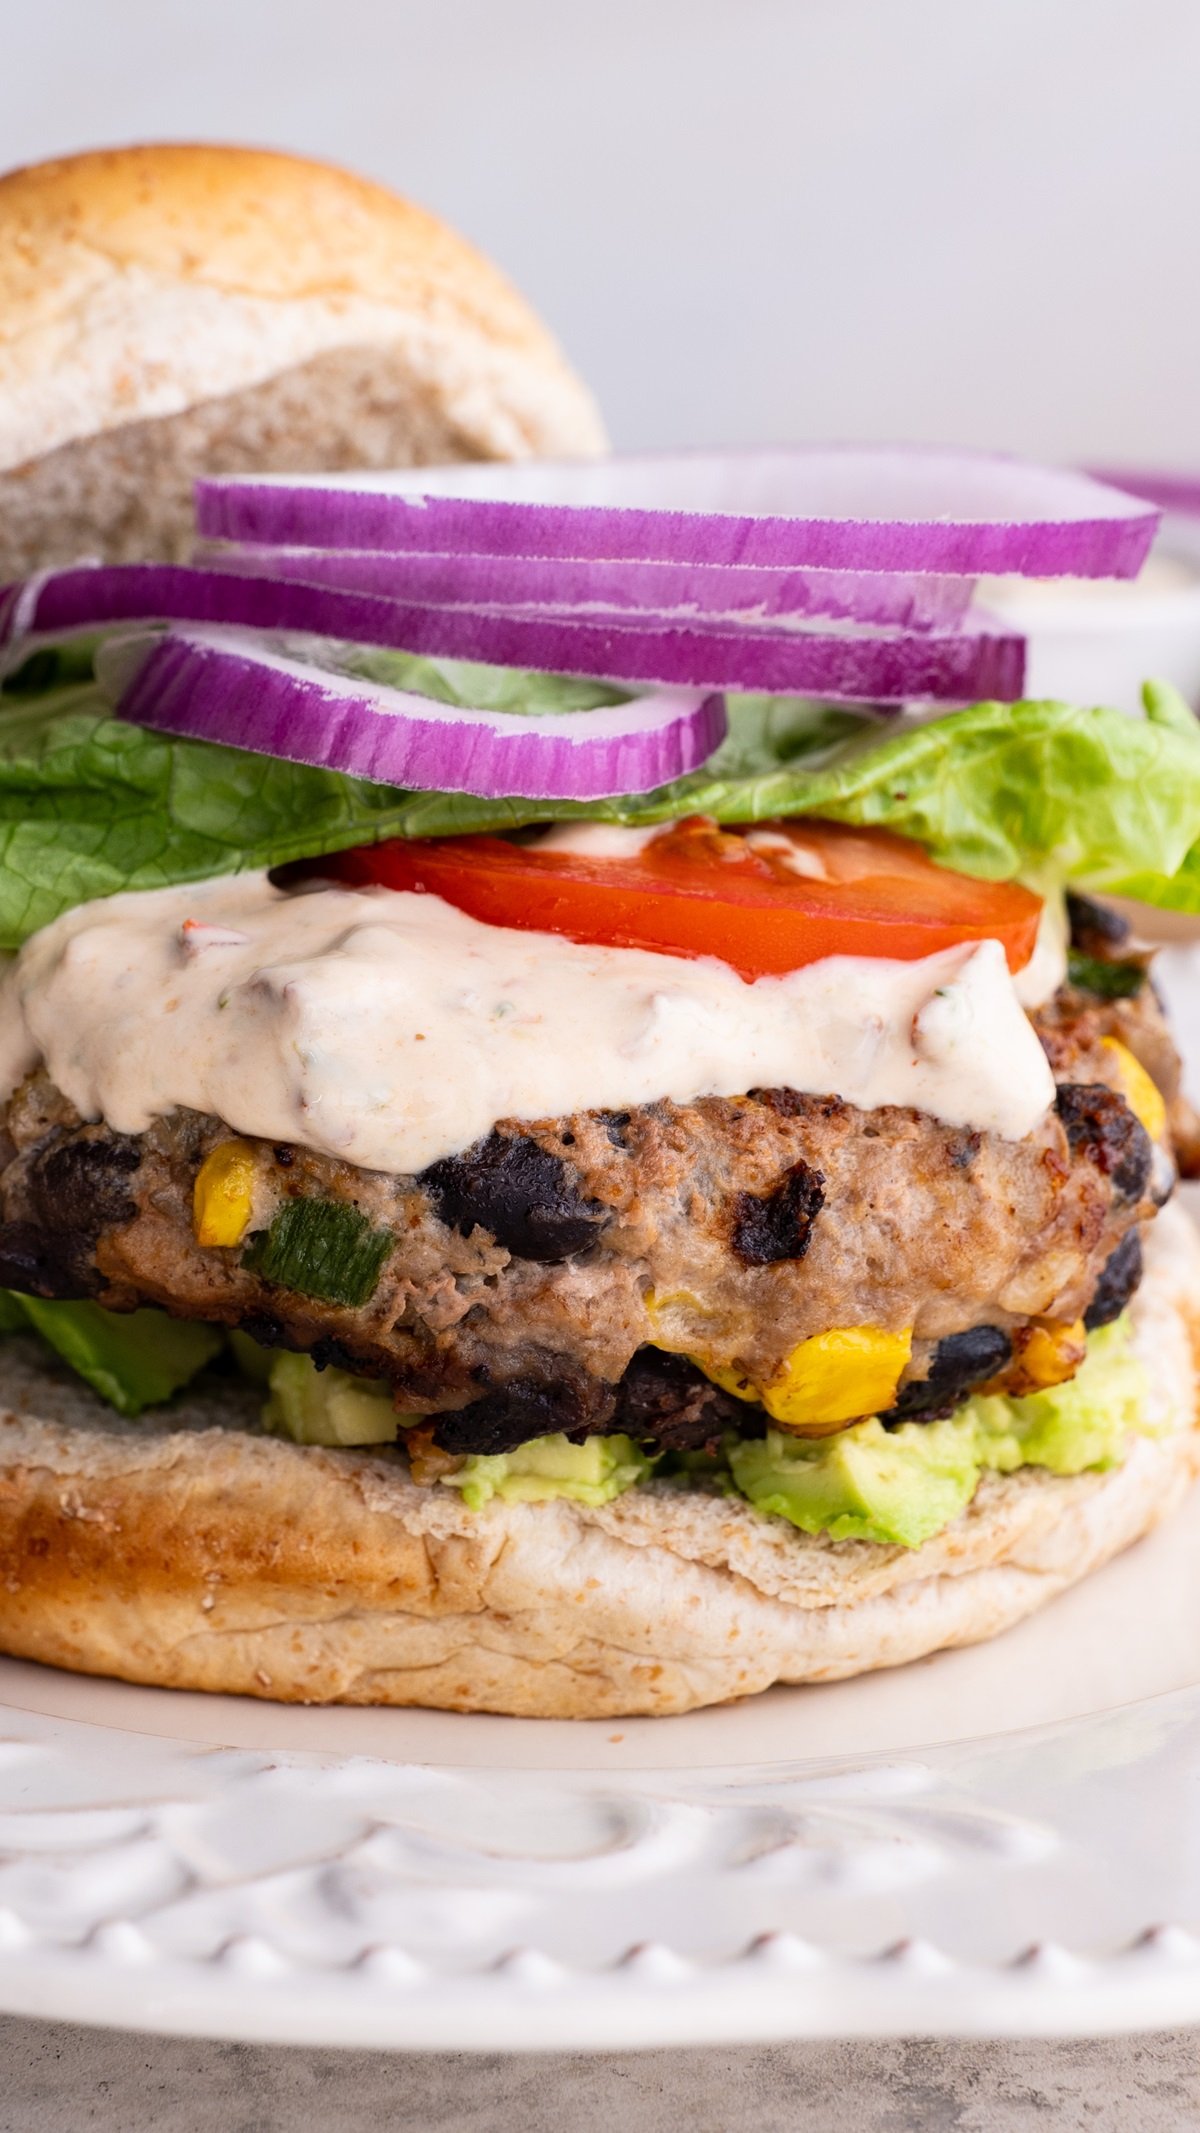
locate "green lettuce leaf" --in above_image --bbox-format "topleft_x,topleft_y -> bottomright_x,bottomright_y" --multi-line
338,645 -> 629,716
2,652 -> 1199,948
0,683 -> 447,950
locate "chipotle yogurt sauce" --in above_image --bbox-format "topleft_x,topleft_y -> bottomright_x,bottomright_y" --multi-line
0,850 -> 1058,1172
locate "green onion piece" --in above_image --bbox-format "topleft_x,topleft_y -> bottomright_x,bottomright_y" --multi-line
243,1198 -> 392,1307
1067,951 -> 1147,1001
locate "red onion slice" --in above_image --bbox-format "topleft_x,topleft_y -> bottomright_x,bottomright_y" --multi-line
0,563 -> 1024,702
1085,467 -> 1200,516
98,627 -> 727,800
206,540 -> 974,632
195,447 -> 1157,578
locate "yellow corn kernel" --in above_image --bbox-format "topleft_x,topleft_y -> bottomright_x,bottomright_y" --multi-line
646,1290 -> 912,1434
193,1140 -> 258,1248
645,1286 -> 710,1325
1100,1037 -> 1167,1143
645,1293 -> 763,1406
1019,1318 -> 1087,1391
691,1356 -> 759,1403
759,1325 -> 914,1431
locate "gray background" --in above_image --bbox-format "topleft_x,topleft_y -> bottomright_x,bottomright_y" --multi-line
5,0 -> 1199,464
8,0 -> 1200,2120
2,2019 -> 1200,2130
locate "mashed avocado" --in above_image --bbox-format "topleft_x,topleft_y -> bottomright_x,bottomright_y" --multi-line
257,1319 -> 1149,1546
729,1318 -> 1148,1547
260,1353 -> 651,1507
263,1351 -> 403,1447
442,1433 -> 654,1511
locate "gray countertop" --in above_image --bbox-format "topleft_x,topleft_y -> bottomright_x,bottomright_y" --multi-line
2,2020 -> 1199,2132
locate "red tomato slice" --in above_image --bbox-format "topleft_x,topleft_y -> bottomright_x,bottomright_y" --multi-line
325,818 -> 1042,982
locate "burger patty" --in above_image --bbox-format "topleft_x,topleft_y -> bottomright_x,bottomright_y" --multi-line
0,982 -> 1171,1456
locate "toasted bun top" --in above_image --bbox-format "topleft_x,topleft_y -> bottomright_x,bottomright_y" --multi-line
0,142 -> 606,471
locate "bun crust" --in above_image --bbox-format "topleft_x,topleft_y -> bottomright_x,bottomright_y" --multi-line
0,143 -> 605,574
0,1205 -> 1196,1720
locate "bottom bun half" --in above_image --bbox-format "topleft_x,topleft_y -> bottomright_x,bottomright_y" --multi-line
0,1207 -> 1197,1720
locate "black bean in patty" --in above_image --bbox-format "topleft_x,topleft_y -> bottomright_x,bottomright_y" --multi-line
882,1325 -> 1014,1425
432,1370 -> 615,1455
1056,1083 -> 1153,1206
611,1347 -> 756,1452
28,1134 -> 140,1240
421,1131 -> 606,1263
1084,1229 -> 1144,1330
731,1161 -> 825,1265
1066,891 -> 1131,952
0,1219 -> 104,1300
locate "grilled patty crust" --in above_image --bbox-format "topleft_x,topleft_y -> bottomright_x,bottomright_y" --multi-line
0,1201 -> 1195,1716
0,981 -> 1173,1456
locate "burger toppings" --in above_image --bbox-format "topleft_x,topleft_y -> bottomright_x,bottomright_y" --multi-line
0,665 -> 1197,956
724,1313 -> 1152,1548
100,622 -> 728,802
326,818 -> 1044,979
6,560 -> 1026,711
0,862 -> 1059,1172
195,448 -> 1157,582
257,1305 -> 1157,1547
240,1198 -> 394,1310
0,963 -> 1164,1455
0,449 -> 1196,1562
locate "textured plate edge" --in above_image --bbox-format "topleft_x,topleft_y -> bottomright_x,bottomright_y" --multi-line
3,1943 -> 1200,2050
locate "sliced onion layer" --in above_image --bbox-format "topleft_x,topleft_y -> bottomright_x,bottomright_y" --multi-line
0,563 -> 1024,702
195,446 -> 1158,578
206,540 -> 975,631
1085,467 -> 1200,517
98,627 -> 727,800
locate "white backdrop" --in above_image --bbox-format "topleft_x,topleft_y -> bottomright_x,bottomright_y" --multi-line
7,0 -> 1199,462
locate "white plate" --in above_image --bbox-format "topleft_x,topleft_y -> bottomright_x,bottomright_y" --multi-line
3,1015 -> 1200,2050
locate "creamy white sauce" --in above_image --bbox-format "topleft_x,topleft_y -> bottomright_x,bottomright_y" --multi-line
537,822 -> 673,858
1012,890 -> 1068,1008
742,828 -> 831,880
0,870 -> 1056,1170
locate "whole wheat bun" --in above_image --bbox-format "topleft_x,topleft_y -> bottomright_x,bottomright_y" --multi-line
0,143 -> 605,576
0,1205 -> 1196,1719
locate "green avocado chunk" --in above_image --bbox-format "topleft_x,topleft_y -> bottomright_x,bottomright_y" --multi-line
728,1318 -> 1148,1548
249,1321 -> 1149,1544
728,1418 -> 979,1550
258,1352 -> 652,1507
262,1351 -> 403,1447
443,1432 -> 654,1511
0,1292 -> 222,1416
